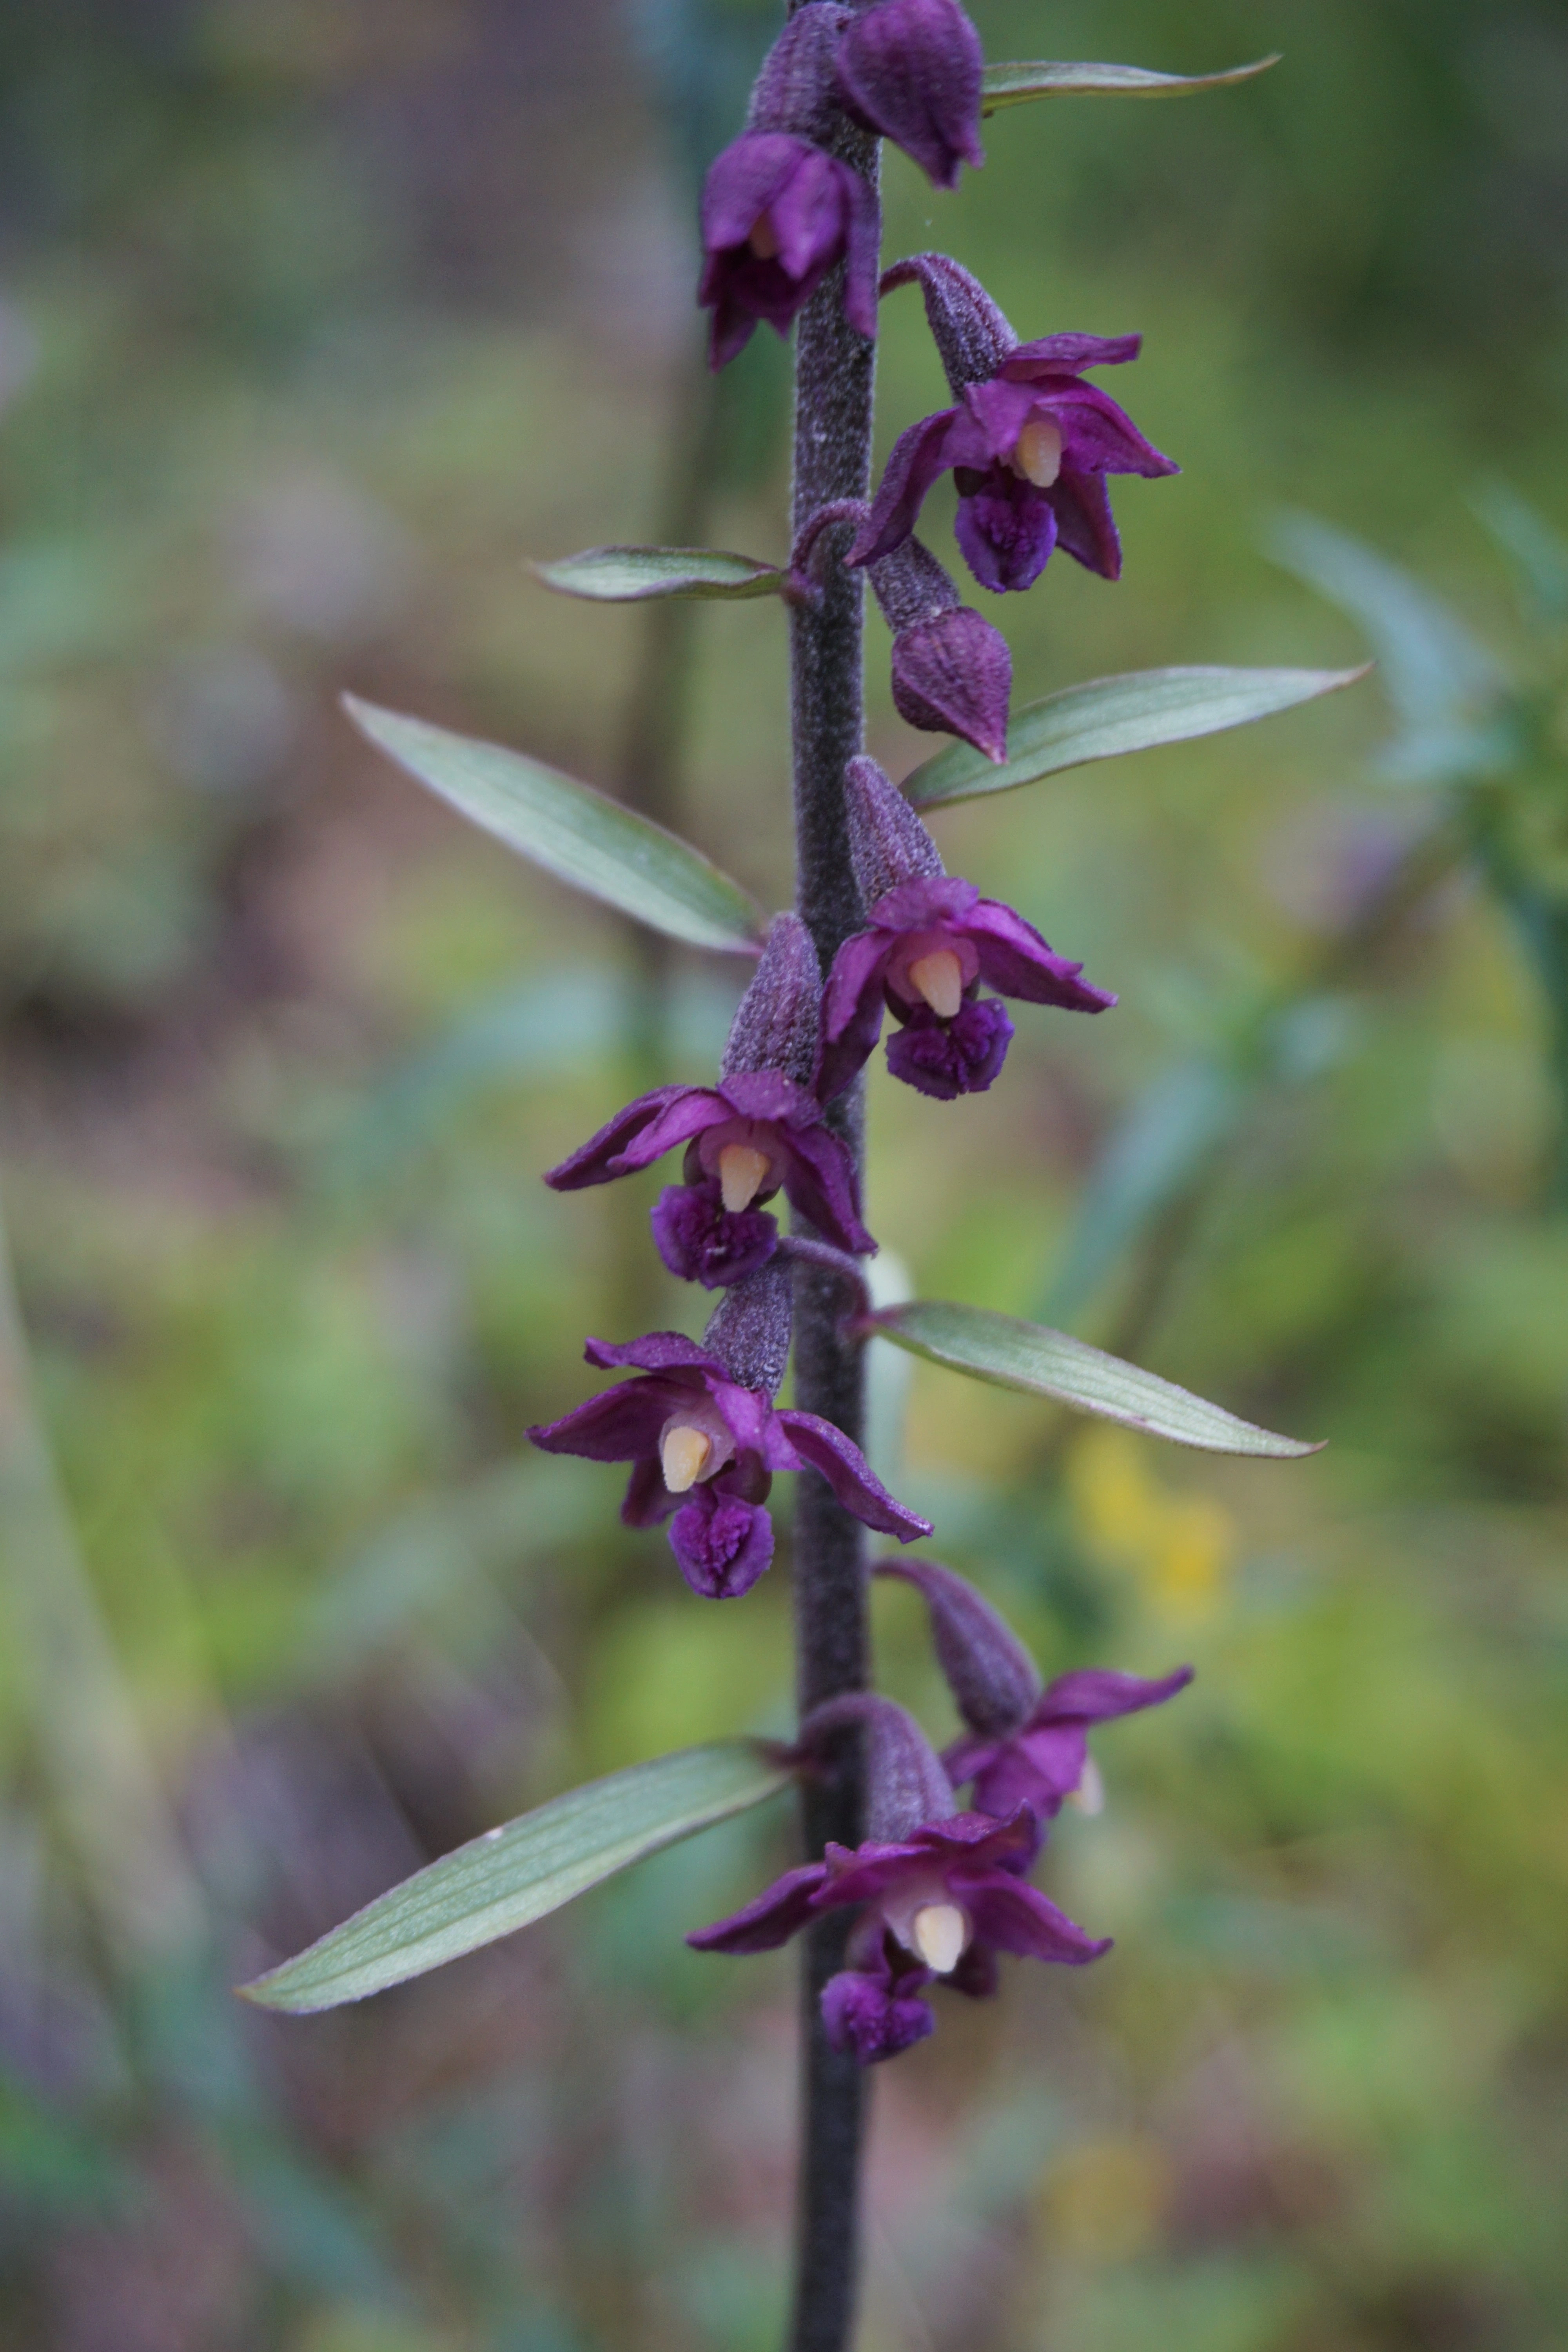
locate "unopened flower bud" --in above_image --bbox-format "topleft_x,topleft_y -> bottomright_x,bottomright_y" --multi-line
835,0 -> 985,192
875,1556 -> 1042,1737
868,536 -> 1011,762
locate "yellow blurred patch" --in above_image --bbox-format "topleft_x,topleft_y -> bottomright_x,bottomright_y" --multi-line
1038,2135 -> 1170,2263
1067,1426 -> 1235,1622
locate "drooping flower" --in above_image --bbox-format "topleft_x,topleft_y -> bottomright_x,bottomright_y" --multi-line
878,1554 -> 1193,1825
870,534 -> 1011,762
835,0 -> 985,192
546,914 -> 875,1267
688,1694 -> 1109,2062
818,756 -> 1113,1101
699,6 -> 880,370
849,253 -> 1178,593
526,1266 -> 930,1600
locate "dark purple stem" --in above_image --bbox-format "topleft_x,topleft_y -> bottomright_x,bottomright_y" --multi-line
785,62 -> 879,2352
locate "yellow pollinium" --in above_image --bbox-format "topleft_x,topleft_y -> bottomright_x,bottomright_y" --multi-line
661,1425 -> 714,1494
909,1902 -> 968,1975
718,1142 -> 772,1214
907,949 -> 965,1021
1013,415 -> 1063,488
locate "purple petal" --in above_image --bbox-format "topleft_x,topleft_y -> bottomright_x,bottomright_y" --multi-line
621,1451 -> 677,1528
962,1873 -> 1112,1965
543,1085 -> 694,1191
885,998 -> 1013,1098
962,898 -> 1117,1011
1045,464 -> 1121,579
835,0 -> 984,192
775,1124 -> 876,1256
839,158 -> 883,343
1035,1664 -> 1195,1727
970,1736 -> 1079,1822
768,144 -> 852,278
819,929 -> 895,1104
526,1376 -> 682,1465
686,1859 -> 828,1953
775,1410 -> 932,1539
667,1488 -> 776,1598
809,1837 -> 933,1913
891,607 -> 1011,762
651,1183 -> 780,1290
608,1086 -> 731,1171
849,409 -> 960,568
717,1068 -> 821,1128
821,1966 -> 934,2063
953,471 -> 1058,594
1002,332 -> 1143,377
946,1940 -> 999,1999
701,132 -> 812,252
1045,381 -> 1178,479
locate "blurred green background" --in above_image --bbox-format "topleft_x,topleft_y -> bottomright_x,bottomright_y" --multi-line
2,0 -> 1566,2346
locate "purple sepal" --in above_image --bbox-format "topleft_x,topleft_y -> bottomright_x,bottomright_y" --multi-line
886,998 -> 1014,1097
835,0 -> 984,192
774,1408 -> 933,1542
822,1956 -> 935,2063
686,1859 -> 828,1953
946,1664 -> 1195,1821
668,1485 -> 775,1599
875,1556 -> 1041,1737
890,605 -> 1010,760
652,1182 -> 779,1290
699,131 -> 880,370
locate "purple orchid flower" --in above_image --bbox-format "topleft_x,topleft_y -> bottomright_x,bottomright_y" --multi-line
835,0 -> 985,192
527,1271 -> 929,1601
819,757 -> 1114,1101
689,1695 -> 1109,2062
849,253 -> 1178,593
877,1554 -> 1193,1825
546,914 -> 875,1269
699,7 -> 880,370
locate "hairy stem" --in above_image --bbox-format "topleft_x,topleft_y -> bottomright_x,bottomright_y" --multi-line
786,122 -> 880,2352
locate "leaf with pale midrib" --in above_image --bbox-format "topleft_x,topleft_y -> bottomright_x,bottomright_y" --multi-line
982,56 -> 1280,114
904,665 -> 1368,809
867,1301 -> 1320,1458
346,697 -> 764,955
240,1740 -> 795,2014
533,545 -> 788,603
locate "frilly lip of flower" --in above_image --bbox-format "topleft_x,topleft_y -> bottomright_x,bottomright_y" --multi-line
945,1664 -> 1197,1821
699,131 -> 880,370
886,998 -> 1013,1098
651,1181 -> 779,1290
834,0 -> 985,192
819,872 -> 1115,1102
543,1067 -> 875,1260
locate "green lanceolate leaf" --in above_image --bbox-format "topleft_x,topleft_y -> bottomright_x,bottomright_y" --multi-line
241,1740 -> 795,2014
532,545 -> 788,603
345,697 -> 764,955
904,664 -> 1368,810
981,56 -> 1280,115
866,1301 -> 1319,1458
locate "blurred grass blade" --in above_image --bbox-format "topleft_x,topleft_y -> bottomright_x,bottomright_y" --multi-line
345,697 -> 765,955
1469,481 -> 1568,626
240,1740 -> 794,2013
1270,514 -> 1506,780
533,545 -> 787,601
866,1301 -> 1319,1457
982,56 -> 1279,113
905,664 -> 1367,809
1042,1056 -> 1245,1325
